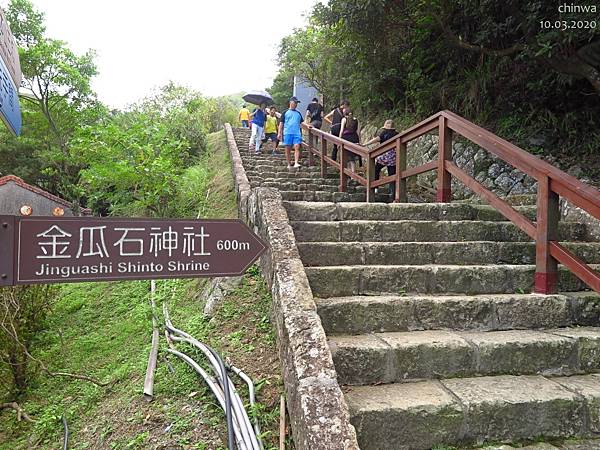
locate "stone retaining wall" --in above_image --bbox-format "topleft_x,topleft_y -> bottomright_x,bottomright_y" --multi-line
224,124 -> 360,450
360,123 -> 538,200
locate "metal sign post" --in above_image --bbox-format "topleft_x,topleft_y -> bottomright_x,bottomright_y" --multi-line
0,216 -> 267,286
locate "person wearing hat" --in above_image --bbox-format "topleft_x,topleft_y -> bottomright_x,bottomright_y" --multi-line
364,119 -> 400,196
278,96 -> 305,169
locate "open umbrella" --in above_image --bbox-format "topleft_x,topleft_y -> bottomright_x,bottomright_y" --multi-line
242,90 -> 273,106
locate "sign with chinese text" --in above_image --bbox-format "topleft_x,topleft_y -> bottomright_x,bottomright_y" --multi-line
0,216 -> 267,286
0,8 -> 21,87
0,8 -> 20,136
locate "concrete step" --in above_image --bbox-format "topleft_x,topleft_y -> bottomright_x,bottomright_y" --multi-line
305,264 -> 595,297
316,292 -> 600,335
297,241 -> 600,266
284,201 -> 539,222
345,374 -> 600,450
290,220 -> 587,243
330,327 -> 600,385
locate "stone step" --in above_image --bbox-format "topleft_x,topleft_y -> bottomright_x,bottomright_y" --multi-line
290,220 -> 586,243
305,264 -> 594,297
316,292 -> 600,335
330,327 -> 600,385
280,191 -> 371,202
257,177 -> 353,187
284,201 -> 539,222
240,160 -> 312,168
244,164 -> 323,173
250,182 -> 366,193
245,171 -> 339,180
297,241 -> 600,266
345,374 -> 600,450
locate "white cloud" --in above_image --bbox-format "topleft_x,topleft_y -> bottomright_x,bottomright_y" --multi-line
21,0 -> 316,108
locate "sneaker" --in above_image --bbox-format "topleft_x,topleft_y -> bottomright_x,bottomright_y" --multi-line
293,163 -> 301,168
374,188 -> 379,194
287,164 -> 292,170
272,151 -> 277,156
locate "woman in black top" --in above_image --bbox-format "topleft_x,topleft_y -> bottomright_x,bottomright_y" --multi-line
339,107 -> 362,173
324,100 -> 349,161
306,98 -> 324,129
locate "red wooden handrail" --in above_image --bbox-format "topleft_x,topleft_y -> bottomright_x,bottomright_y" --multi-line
301,111 -> 600,295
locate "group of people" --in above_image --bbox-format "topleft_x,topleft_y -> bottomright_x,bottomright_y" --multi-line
238,97 -> 399,193
239,96 -> 318,169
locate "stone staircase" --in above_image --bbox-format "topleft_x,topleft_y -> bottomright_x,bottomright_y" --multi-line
233,127 -> 392,202
232,127 -> 600,449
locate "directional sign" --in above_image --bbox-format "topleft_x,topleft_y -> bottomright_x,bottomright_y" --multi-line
0,8 -> 21,87
0,216 -> 267,286
0,54 -> 21,136
0,7 -> 20,136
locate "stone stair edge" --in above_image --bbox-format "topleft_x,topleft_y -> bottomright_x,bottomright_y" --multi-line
345,373 -> 600,450
329,327 -> 600,385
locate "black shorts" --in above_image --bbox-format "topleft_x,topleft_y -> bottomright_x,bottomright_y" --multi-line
310,119 -> 322,129
264,133 -> 277,142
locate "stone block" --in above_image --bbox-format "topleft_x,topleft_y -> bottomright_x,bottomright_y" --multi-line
414,295 -> 496,331
329,334 -> 392,385
317,296 -> 417,335
493,294 -> 571,330
443,375 -> 585,443
346,381 -> 463,450
463,330 -> 577,376
548,328 -> 600,371
380,330 -> 474,380
555,375 -> 600,433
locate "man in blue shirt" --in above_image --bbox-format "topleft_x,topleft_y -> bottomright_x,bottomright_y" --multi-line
249,102 -> 267,154
277,96 -> 305,169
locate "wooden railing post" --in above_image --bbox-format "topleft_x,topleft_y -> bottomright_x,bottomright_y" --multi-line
320,138 -> 327,178
535,176 -> 559,294
395,141 -> 407,203
339,144 -> 347,192
436,116 -> 453,202
308,131 -> 315,166
366,154 -> 375,202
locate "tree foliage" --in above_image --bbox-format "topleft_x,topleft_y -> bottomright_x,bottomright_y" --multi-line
275,0 -> 600,160
0,0 -> 101,200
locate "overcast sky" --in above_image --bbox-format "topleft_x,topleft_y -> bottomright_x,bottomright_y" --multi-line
17,0 -> 317,108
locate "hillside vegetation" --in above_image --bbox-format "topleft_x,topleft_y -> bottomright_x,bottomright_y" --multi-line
0,132 -> 286,449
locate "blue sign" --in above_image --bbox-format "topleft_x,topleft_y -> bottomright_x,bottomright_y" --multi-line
0,52 -> 20,136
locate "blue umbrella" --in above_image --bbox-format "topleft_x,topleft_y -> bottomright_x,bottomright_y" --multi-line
243,90 -> 274,106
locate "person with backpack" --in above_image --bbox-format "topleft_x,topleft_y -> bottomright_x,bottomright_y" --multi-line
364,119 -> 400,195
324,99 -> 349,162
248,102 -> 267,154
277,96 -> 305,169
306,97 -> 323,129
338,107 -> 361,173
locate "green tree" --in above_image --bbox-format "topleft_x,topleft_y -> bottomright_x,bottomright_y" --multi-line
0,0 -> 100,200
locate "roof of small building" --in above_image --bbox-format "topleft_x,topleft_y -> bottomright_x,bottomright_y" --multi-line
0,175 -> 92,215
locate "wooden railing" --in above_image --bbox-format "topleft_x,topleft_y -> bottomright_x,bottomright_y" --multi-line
301,111 -> 600,295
